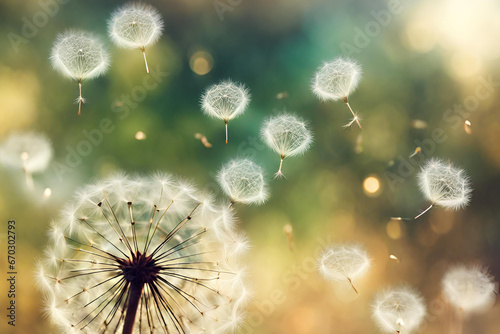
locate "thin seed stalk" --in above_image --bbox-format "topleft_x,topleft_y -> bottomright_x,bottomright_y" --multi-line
141,47 -> 150,74
225,122 -> 228,144
347,277 -> 359,294
414,204 -> 434,220
24,170 -> 34,190
274,155 -> 286,179
342,97 -> 362,129
78,78 -> 82,116
21,156 -> 34,190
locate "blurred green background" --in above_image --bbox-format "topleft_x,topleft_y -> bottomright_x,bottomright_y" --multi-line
1,0 -> 499,333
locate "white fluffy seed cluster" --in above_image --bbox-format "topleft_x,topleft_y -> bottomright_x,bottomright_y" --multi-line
108,2 -> 164,49
217,158 -> 268,205
318,244 -> 370,290
36,173 -> 250,334
0,131 -> 53,174
442,265 -> 497,313
371,286 -> 427,334
261,114 -> 313,158
51,30 -> 110,80
201,80 -> 250,122
418,159 -> 472,210
312,57 -> 362,101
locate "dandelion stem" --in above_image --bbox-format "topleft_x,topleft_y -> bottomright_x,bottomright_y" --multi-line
396,319 -> 405,334
123,282 -> 143,334
20,152 -> 34,190
347,277 -> 359,294
343,98 -> 362,130
24,170 -> 34,190
414,204 -> 434,220
225,122 -> 228,144
455,308 -> 464,334
141,47 -> 150,74
78,78 -> 82,116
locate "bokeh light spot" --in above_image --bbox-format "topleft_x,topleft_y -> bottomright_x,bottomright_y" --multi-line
189,51 -> 213,75
386,220 -> 403,240
363,175 -> 381,196
43,187 -> 52,199
405,18 -> 437,53
135,131 -> 146,140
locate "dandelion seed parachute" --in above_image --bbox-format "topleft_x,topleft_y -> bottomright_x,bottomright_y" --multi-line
442,265 -> 497,313
261,114 -> 313,178
0,131 -> 53,189
318,244 -> 370,294
51,30 -> 110,115
37,173 -> 249,334
201,80 -> 250,144
108,2 -> 164,73
414,158 -> 472,218
217,158 -> 268,205
371,286 -> 426,334
312,57 -> 363,129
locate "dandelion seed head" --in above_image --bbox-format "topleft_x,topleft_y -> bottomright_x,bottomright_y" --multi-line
312,57 -> 362,101
108,2 -> 164,49
372,286 -> 426,334
38,173 -> 249,333
201,80 -> 250,122
442,265 -> 497,313
261,114 -> 313,158
217,159 -> 268,205
0,131 -> 53,174
318,244 -> 370,284
51,30 -> 110,80
418,159 -> 472,210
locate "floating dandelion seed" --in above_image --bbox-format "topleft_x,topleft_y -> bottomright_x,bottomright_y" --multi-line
409,147 -> 421,158
201,80 -> 250,144
194,133 -> 212,148
108,2 -> 164,74
389,255 -> 400,263
372,286 -> 426,334
411,120 -> 428,129
276,92 -> 288,100
416,158 -> 471,218
36,173 -> 250,334
260,114 -> 313,178
0,132 -> 53,190
464,120 -> 472,135
318,244 -> 370,294
217,158 -> 268,206
51,30 -> 110,115
392,159 -> 471,220
312,57 -> 363,129
442,265 -> 497,314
